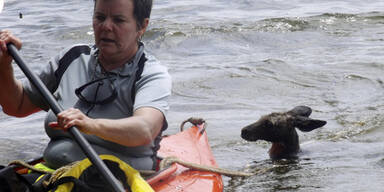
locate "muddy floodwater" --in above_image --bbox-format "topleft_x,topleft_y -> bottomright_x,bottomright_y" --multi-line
1,0 -> 384,191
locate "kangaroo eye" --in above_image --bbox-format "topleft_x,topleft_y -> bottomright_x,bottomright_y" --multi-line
265,120 -> 273,127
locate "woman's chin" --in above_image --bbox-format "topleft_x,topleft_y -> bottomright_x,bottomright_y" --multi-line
98,46 -> 117,56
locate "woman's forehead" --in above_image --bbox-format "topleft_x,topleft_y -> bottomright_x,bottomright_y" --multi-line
94,0 -> 134,15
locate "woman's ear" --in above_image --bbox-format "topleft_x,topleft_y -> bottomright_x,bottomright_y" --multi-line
138,18 -> 149,38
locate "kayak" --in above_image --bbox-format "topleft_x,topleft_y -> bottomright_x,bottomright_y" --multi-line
13,122 -> 224,192
148,122 -> 223,192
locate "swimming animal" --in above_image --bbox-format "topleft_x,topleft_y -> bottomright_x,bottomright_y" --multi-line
241,106 -> 327,160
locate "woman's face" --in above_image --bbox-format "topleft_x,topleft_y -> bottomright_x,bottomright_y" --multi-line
93,0 -> 144,63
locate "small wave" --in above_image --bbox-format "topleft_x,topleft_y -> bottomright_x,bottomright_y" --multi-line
320,13 -> 357,19
363,12 -> 384,21
146,18 -> 311,40
344,74 -> 370,80
147,11 -> 384,43
377,158 -> 384,168
258,17 -> 311,32
320,112 -> 384,142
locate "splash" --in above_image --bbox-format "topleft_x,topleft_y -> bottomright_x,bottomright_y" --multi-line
0,0 -> 3,13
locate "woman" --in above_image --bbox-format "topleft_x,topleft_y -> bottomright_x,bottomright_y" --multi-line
0,0 -> 171,172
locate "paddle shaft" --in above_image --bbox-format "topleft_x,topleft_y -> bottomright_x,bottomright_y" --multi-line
6,43 -> 125,192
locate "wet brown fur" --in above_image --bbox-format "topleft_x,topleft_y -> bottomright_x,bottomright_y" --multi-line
241,106 -> 327,160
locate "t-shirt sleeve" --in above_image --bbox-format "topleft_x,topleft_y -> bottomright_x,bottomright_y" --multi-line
133,55 -> 172,116
22,49 -> 63,111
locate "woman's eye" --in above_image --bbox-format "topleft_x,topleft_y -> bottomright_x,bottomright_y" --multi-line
95,15 -> 105,21
114,18 -> 125,23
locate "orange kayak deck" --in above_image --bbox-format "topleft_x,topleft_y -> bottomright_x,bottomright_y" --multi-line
148,124 -> 224,192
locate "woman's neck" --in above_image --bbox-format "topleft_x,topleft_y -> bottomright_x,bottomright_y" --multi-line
98,46 -> 138,71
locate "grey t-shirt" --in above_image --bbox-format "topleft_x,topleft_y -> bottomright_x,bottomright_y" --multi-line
23,44 -> 172,170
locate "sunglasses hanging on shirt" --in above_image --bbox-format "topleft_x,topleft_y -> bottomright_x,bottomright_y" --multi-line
75,74 -> 117,105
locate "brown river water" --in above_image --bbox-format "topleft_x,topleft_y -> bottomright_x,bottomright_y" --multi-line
1,0 -> 384,191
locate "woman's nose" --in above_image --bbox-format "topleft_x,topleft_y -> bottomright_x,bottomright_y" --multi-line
101,18 -> 113,31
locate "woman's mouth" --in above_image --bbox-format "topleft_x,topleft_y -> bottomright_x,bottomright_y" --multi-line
100,38 -> 115,43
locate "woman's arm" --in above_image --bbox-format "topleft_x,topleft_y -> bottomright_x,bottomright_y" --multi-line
0,30 -> 41,117
93,107 -> 164,146
49,107 -> 164,147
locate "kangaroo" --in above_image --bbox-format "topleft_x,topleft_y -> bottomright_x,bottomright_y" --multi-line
241,106 -> 327,160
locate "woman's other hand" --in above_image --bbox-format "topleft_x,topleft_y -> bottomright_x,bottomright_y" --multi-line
49,108 -> 96,135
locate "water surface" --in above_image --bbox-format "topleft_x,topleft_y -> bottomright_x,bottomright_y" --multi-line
1,0 -> 384,191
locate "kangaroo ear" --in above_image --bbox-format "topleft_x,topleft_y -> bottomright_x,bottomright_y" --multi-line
294,116 -> 327,132
288,106 -> 312,117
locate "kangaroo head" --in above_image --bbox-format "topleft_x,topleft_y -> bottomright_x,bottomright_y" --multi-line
241,106 -> 327,143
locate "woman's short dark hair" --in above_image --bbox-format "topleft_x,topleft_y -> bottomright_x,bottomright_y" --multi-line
94,0 -> 152,30
133,0 -> 152,29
